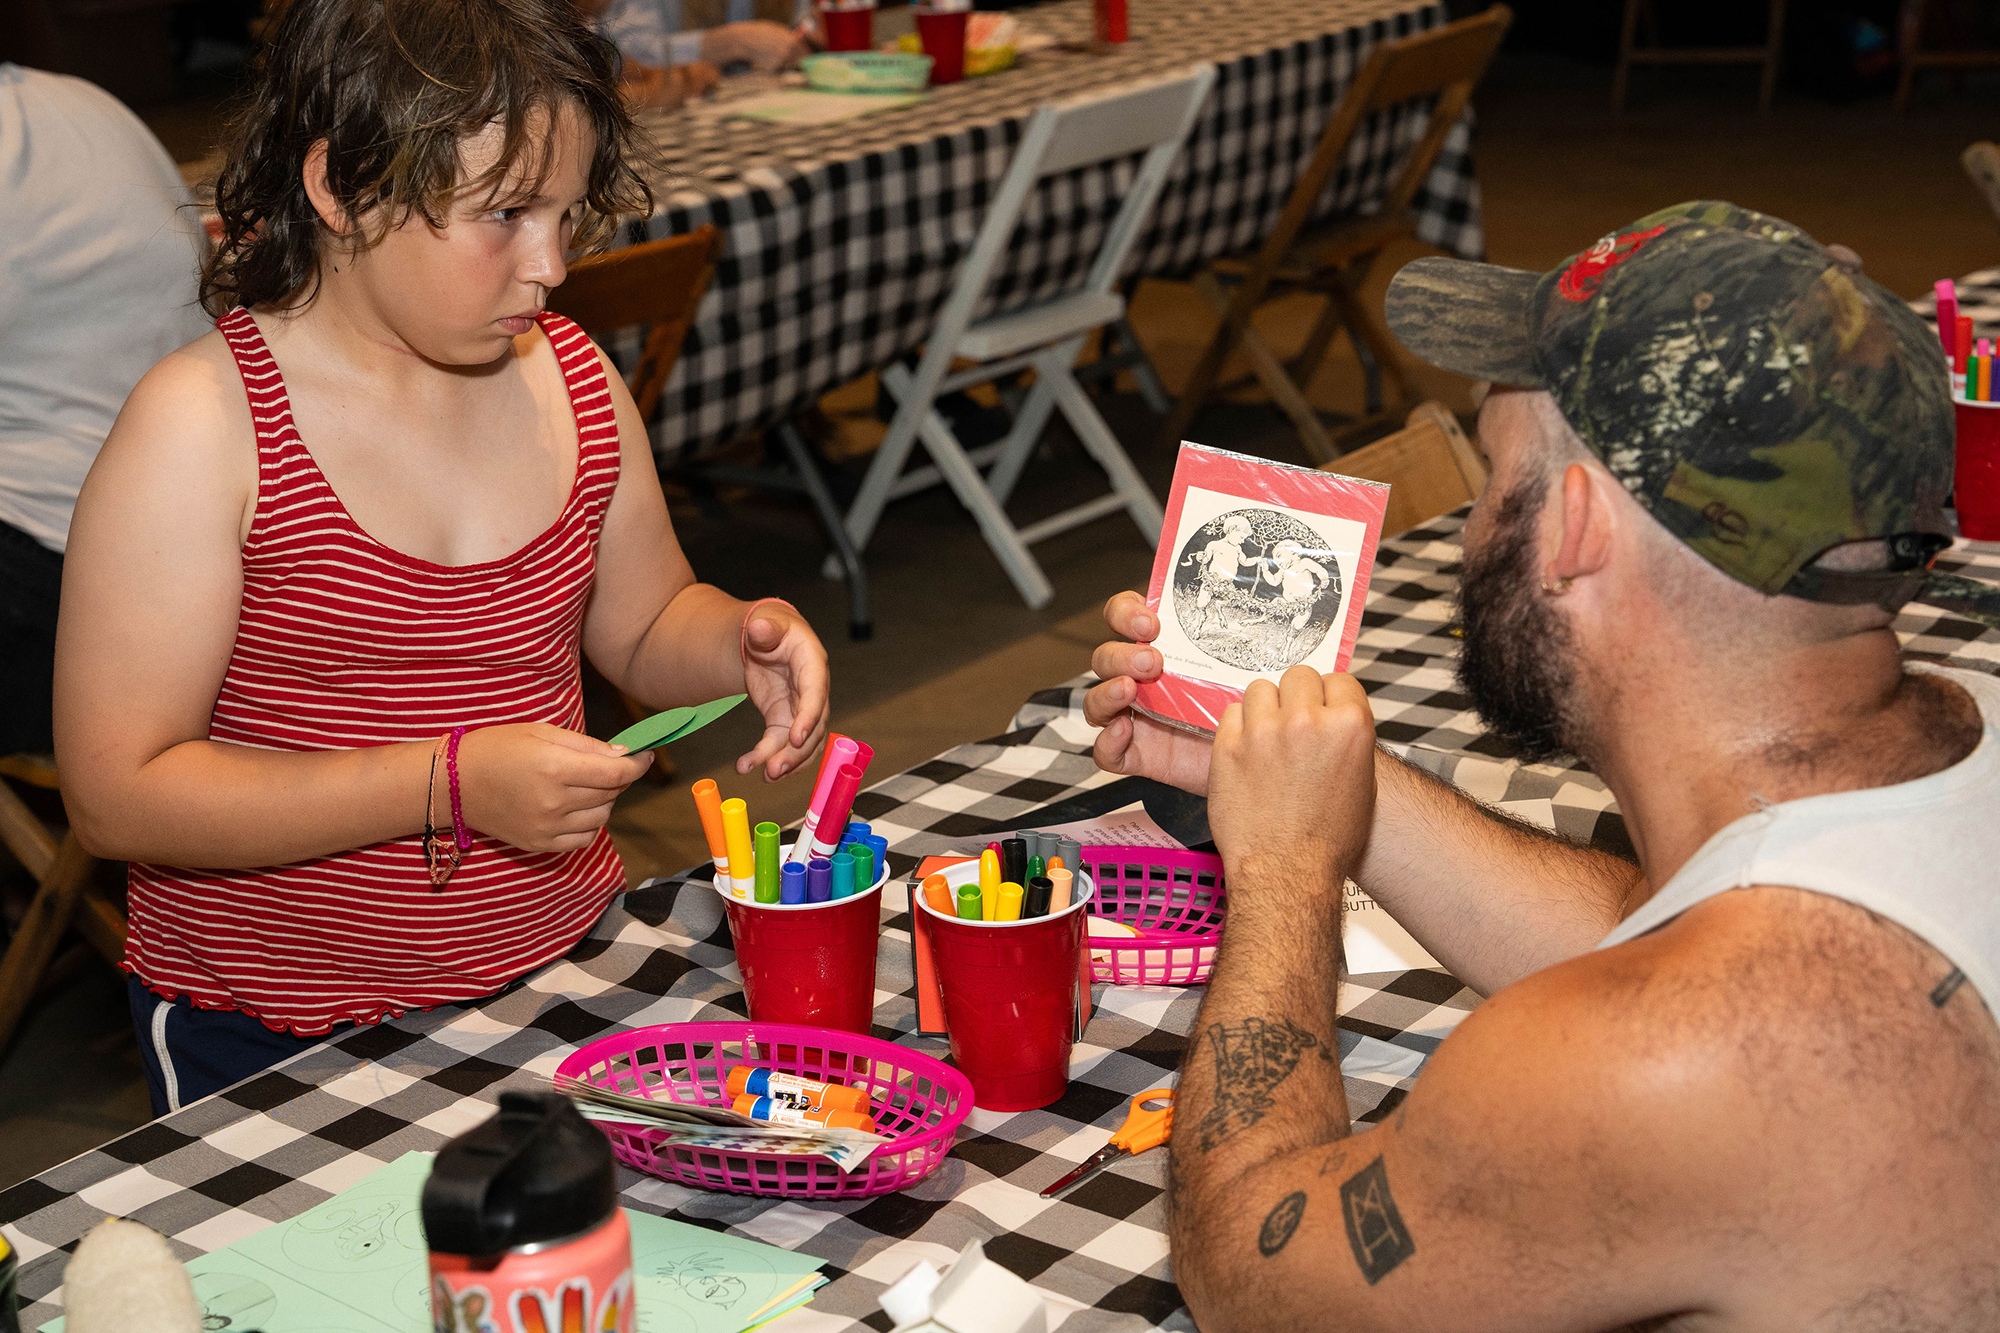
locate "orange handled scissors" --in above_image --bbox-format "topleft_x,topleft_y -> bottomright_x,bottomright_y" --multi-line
1041,1088 -> 1174,1198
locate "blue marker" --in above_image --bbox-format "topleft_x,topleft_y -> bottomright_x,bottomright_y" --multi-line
845,821 -> 872,845
830,851 -> 857,899
780,861 -> 807,905
806,857 -> 832,903
867,835 -> 889,875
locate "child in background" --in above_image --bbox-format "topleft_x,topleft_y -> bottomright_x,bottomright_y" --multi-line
53,0 -> 829,1115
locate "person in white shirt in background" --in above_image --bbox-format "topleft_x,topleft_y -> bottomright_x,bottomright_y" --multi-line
577,0 -> 812,108
0,63 -> 210,756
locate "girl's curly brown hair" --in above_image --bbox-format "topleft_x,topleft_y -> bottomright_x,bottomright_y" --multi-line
201,0 -> 656,316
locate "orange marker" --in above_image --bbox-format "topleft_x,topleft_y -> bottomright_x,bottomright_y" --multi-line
691,780 -> 730,869
1049,867 -> 1073,913
921,873 -> 955,917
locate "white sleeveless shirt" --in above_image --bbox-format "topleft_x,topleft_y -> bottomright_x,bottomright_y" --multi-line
1598,666 -> 2000,1009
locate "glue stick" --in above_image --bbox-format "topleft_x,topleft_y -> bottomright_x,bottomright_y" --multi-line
734,1094 -> 875,1133
727,1066 -> 872,1114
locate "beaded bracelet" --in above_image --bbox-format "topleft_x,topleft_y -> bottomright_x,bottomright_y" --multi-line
423,733 -> 462,889
445,725 -> 471,851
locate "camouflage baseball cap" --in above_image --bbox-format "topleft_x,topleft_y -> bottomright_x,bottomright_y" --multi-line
1385,200 -> 2000,625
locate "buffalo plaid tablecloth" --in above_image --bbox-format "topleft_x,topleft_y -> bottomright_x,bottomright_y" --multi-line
7,511 -> 1996,1332
638,0 -> 1483,457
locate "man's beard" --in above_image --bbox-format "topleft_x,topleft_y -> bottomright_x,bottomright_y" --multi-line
1455,482 -> 1582,765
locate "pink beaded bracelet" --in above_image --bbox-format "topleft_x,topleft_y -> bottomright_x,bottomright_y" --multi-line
445,725 -> 471,851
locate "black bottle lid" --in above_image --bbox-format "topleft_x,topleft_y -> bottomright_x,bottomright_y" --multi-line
421,1092 -> 616,1257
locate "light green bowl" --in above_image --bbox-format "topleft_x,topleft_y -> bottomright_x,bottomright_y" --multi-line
801,51 -> 933,93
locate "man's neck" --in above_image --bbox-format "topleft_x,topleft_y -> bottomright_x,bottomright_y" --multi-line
1582,628 -> 1980,897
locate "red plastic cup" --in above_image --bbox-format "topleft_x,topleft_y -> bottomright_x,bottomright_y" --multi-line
1956,398 -> 2000,540
723,860 -> 883,1035
922,888 -> 1088,1111
818,3 -> 874,52
914,7 -> 968,85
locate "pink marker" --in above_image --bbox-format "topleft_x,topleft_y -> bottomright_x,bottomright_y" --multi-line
1980,338 -> 1993,362
788,736 -> 860,865
1937,280 -> 1960,359
806,764 -> 864,860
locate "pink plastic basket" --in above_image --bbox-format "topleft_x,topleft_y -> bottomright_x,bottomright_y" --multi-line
1077,846 -> 1227,985
556,1021 -> 972,1198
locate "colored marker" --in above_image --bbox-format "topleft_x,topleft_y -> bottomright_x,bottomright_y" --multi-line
1026,854 -> 1045,884
1049,867 -> 1073,913
807,856 -> 832,903
806,764 -> 865,860
922,874 -> 955,917
997,882 -> 1023,921
846,821 -> 871,844
1057,838 -> 1082,875
720,798 -> 755,900
1023,875 -> 1053,918
1959,315 -> 1975,375
780,861 -> 807,905
691,779 -> 730,872
956,882 -> 982,919
754,821 -> 781,903
830,851 -> 857,899
979,848 -> 1000,900
789,737 -> 860,865
1983,355 -> 1993,402
868,834 -> 889,875
1938,280 -> 1959,357
1001,837 -> 1026,886
851,842 -> 875,892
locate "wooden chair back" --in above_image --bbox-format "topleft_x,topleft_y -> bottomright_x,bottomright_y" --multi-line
546,225 -> 723,420
1258,6 -> 1511,269
1324,401 -> 1489,536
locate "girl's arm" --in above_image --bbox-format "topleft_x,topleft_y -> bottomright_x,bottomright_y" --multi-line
580,349 -> 829,781
54,340 -> 645,868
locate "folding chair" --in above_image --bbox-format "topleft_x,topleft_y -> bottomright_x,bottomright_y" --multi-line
0,754 -> 124,1055
831,64 -> 1219,610
1613,0 -> 1787,114
1322,400 -> 1488,536
1161,7 -> 1511,465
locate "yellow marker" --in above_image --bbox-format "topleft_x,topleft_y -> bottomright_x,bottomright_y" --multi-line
997,882 -> 1024,921
978,848 -> 1000,920
720,798 -> 755,900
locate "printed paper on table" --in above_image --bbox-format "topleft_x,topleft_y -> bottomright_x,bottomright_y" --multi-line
1136,443 -> 1390,736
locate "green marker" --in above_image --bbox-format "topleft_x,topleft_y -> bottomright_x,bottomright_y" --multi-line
851,842 -> 875,893
956,883 -> 982,919
1026,854 -> 1045,884
754,822 -> 781,903
830,851 -> 857,899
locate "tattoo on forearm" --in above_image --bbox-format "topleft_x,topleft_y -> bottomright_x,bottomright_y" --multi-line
1339,1156 -> 1415,1284
1931,967 -> 1968,1008
1194,1015 -> 1333,1151
1258,1192 -> 1307,1257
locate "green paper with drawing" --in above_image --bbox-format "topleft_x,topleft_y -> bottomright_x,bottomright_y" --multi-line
41,1151 -> 824,1333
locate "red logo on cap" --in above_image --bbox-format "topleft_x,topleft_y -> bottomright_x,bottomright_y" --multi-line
1556,223 -> 1670,303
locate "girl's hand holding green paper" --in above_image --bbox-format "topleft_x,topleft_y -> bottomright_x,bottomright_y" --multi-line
458,724 -> 654,855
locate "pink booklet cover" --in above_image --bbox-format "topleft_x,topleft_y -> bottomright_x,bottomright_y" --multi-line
1134,442 -> 1390,736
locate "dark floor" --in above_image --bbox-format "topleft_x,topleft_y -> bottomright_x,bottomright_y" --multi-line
5,45 -> 1997,1193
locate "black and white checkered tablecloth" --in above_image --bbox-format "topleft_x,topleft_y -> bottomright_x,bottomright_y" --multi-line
9,511 -> 1996,1332
638,0 -> 1482,457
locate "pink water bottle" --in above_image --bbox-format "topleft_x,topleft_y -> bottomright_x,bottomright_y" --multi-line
423,1092 -> 634,1333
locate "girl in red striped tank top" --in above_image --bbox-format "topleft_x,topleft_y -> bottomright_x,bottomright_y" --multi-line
54,0 -> 829,1115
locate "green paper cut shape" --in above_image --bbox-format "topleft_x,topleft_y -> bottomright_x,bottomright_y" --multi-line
610,694 -> 748,753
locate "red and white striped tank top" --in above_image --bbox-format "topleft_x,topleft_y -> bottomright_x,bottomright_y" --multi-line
125,308 -> 628,1036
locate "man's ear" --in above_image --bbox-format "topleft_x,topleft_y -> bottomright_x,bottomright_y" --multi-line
300,139 -> 354,237
1547,461 -> 1616,587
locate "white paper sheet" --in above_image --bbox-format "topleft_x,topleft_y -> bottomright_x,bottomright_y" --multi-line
981,802 -> 1186,852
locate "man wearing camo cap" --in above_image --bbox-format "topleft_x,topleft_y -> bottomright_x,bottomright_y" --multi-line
1086,201 -> 2000,1329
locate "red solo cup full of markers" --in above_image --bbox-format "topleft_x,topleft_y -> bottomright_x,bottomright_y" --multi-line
1956,395 -> 2000,541
721,840 -> 887,1034
914,0 -> 969,84
918,860 -> 1093,1111
816,0 -> 874,52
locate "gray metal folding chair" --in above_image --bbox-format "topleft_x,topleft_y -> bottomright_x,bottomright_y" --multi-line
830,64 -> 1218,609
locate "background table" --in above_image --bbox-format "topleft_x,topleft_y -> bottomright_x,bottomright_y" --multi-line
8,511 -> 1994,1332
637,0 -> 1484,457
